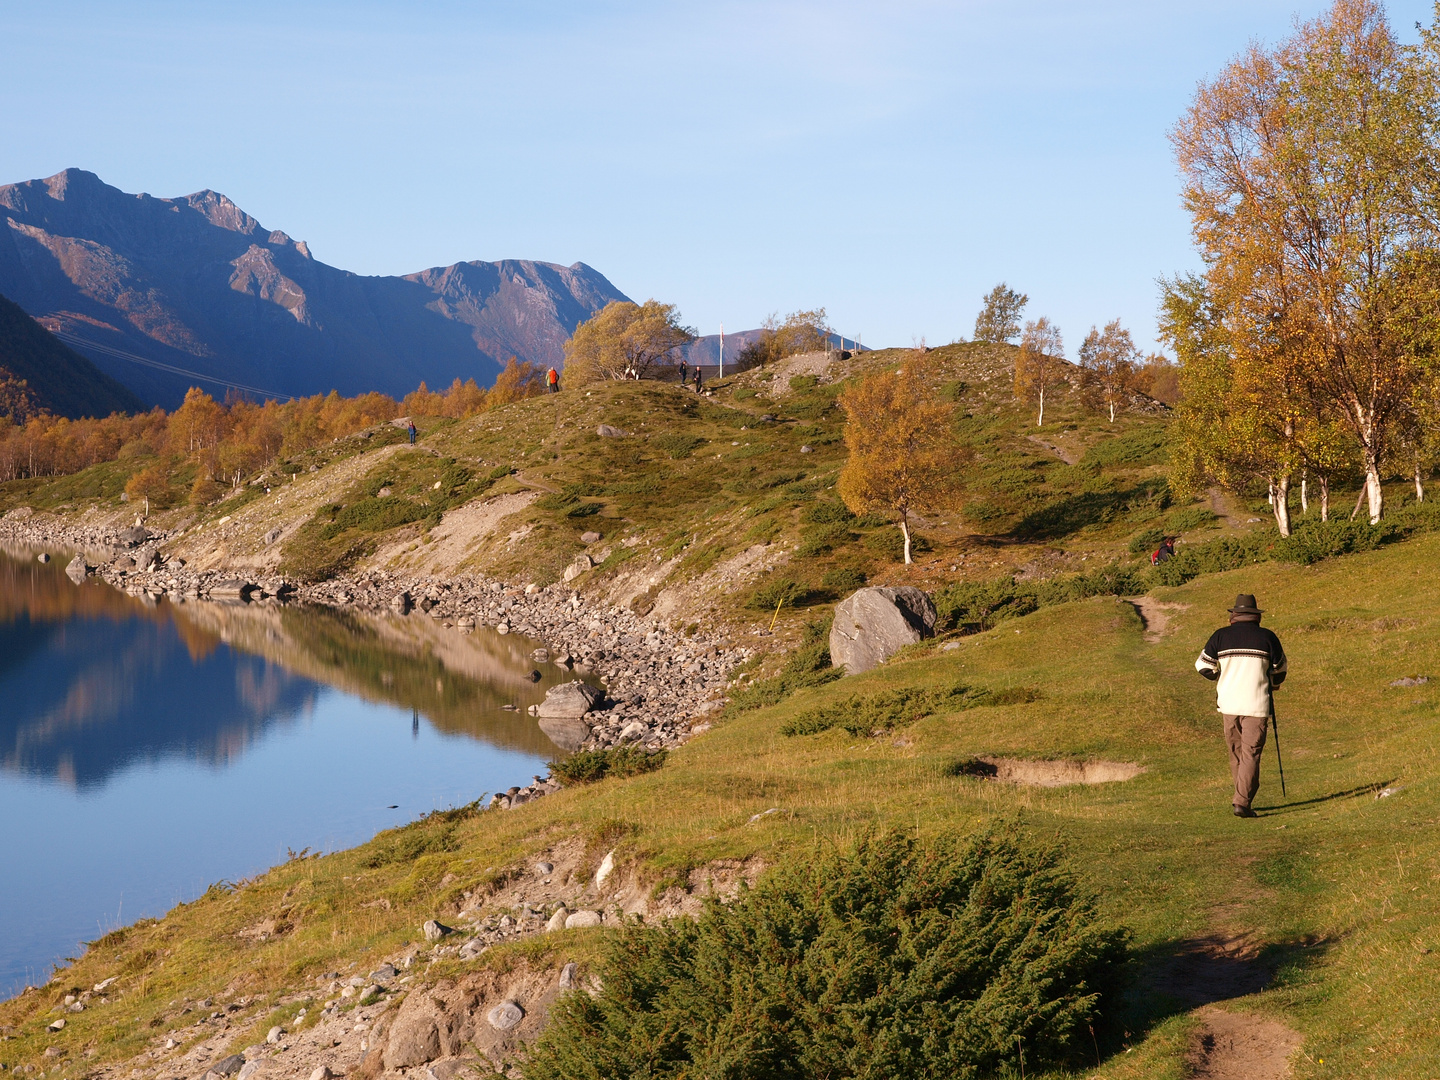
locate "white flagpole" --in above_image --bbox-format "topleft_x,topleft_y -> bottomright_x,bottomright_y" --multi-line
719,322 -> 724,379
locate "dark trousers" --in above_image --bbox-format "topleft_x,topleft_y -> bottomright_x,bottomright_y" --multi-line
1223,714 -> 1268,809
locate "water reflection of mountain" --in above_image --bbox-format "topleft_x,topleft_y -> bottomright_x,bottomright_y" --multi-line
0,547 -> 570,787
0,613 -> 318,787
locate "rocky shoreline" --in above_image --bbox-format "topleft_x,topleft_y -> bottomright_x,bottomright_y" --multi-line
1,511 -> 744,797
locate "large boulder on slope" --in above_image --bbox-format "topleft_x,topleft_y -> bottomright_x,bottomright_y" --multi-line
829,586 -> 937,675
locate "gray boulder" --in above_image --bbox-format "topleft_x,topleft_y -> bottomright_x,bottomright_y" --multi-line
830,586 -> 937,674
65,555 -> 90,584
596,424 -> 627,437
36,552 -> 50,564
532,681 -> 603,719
562,554 -> 593,583
486,1001 -> 525,1031
119,526 -> 150,547
210,1055 -> 246,1077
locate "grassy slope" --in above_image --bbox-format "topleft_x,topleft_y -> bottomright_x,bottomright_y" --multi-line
4,532 -> 1439,1077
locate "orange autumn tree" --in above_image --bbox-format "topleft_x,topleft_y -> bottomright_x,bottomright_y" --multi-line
837,359 -> 968,564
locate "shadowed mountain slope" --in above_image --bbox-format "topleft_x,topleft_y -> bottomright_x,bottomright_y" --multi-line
0,169 -> 630,407
0,289 -> 144,420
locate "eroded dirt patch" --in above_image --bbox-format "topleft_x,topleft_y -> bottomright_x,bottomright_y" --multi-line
1188,1006 -> 1303,1080
1127,596 -> 1190,643
950,756 -> 1145,786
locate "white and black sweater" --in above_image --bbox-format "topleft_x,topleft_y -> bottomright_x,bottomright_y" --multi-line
1195,622 -> 1287,716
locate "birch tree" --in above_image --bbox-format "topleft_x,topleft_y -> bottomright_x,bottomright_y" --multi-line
973,284 -> 1028,344
1171,0 -> 1440,523
1078,319 -> 1139,422
1014,317 -> 1066,427
838,361 -> 967,564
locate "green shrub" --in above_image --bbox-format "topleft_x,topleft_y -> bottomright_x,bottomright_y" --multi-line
550,747 -> 667,786
797,521 -> 856,557
1080,426 -> 1168,468
654,433 -> 706,460
801,500 -> 855,524
864,527 -> 932,561
566,501 -> 602,518
733,387 -> 757,400
747,577 -> 809,611
1128,526 -> 1166,556
935,564 -> 1146,632
728,618 -> 841,712
525,826 -> 1128,1080
789,374 -> 819,391
1167,506 -> 1219,532
820,566 -> 867,594
781,682 -> 1041,737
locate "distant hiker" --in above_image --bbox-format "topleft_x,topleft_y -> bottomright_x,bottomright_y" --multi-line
408,421 -> 417,445
693,366 -> 704,393
547,366 -> 560,393
1195,594 -> 1287,818
679,359 -> 689,386
1152,536 -> 1177,565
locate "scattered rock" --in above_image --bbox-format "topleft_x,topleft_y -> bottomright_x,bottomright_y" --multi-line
266,1026 -> 284,1044
36,552 -> 49,563
545,907 -> 569,932
370,963 -> 399,982
64,555 -> 89,584
92,977 -> 116,992
237,1062 -> 262,1080
487,1001 -> 525,1032
307,1068 -> 335,1080
558,962 -> 578,989
595,850 -> 616,887
596,424 -> 627,437
564,910 -> 603,929
580,531 -> 601,544
1391,676 -> 1430,687
263,527 -> 283,546
829,586 -> 937,674
423,919 -> 455,942
563,554 -> 593,583
800,445 -> 813,453
209,579 -> 255,602
119,526 -> 150,547
536,861 -> 554,875
47,1018 -> 65,1032
210,1055 -> 246,1076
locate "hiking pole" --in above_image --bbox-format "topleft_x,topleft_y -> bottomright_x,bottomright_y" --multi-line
1269,696 -> 1287,798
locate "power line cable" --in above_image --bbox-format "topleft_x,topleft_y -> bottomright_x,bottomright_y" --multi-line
52,330 -> 294,401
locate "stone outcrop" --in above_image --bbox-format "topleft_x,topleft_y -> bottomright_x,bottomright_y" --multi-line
829,586 -> 937,674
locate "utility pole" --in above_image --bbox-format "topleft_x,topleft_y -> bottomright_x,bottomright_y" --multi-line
719,322 -> 724,379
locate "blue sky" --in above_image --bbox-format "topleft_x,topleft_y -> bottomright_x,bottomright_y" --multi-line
1,1 -> 1432,354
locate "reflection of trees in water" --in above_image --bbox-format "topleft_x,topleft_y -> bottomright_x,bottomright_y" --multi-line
271,605 -> 570,758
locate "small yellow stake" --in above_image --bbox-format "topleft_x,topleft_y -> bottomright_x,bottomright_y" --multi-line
768,597 -> 785,632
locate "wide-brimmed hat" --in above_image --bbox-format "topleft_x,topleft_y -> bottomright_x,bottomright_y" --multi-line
1228,594 -> 1264,615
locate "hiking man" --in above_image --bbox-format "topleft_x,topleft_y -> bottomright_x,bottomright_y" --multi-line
693,366 -> 704,393
1195,594 -> 1287,818
679,358 -> 689,386
546,366 -> 559,393
407,421 -> 417,445
1152,536 -> 1176,565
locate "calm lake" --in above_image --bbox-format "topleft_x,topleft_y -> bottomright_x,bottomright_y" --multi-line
0,545 -> 579,999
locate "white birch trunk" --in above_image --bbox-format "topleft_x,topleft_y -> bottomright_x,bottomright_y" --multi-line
1416,460 -> 1425,503
1271,476 -> 1292,537
899,515 -> 913,565
1037,386 -> 1045,427
1320,474 -> 1330,522
1300,471 -> 1308,515
1365,459 -> 1383,524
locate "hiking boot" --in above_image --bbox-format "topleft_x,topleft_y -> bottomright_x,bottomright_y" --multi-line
1232,805 -> 1258,818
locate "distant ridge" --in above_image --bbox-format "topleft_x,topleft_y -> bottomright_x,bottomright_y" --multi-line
0,169 -> 631,407
0,290 -> 144,420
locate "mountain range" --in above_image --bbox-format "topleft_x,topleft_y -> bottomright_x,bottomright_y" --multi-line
0,169 -> 631,407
